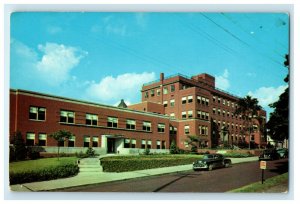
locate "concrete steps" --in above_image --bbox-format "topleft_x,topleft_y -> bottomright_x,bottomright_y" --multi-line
78,157 -> 103,172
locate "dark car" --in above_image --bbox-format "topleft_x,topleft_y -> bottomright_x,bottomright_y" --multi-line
193,153 -> 232,171
259,149 -> 280,161
276,148 -> 288,158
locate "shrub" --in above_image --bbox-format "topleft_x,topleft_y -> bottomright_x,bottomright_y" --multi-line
9,164 -> 79,185
223,152 -> 254,158
170,140 -> 178,154
86,147 -> 95,157
143,148 -> 151,155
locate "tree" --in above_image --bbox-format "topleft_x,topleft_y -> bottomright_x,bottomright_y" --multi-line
49,130 -> 73,160
267,54 -> 289,145
185,135 -> 200,153
235,96 -> 262,149
170,140 -> 178,154
10,131 -> 27,161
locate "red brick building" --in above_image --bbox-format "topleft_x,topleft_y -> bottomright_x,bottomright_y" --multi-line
9,72 -> 267,154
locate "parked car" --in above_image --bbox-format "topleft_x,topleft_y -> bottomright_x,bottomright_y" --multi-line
193,154 -> 232,171
276,148 -> 288,158
259,149 -> 280,161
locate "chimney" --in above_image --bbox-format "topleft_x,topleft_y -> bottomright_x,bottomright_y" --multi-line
160,73 -> 164,81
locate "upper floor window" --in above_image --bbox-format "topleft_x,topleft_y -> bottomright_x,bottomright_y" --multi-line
218,97 -> 221,103
143,121 -> 152,132
170,99 -> 175,107
181,97 -> 187,104
170,84 -> 175,92
227,101 -> 230,106
107,117 -> 118,128
223,99 -> 226,105
163,101 -> 168,107
213,108 -> 216,114
86,114 -> 98,126
205,99 -> 209,106
213,96 -> 216,102
126,119 -> 136,130
188,96 -> 193,103
163,86 -> 168,94
144,91 -> 149,98
170,113 -> 175,120
184,125 -> 190,134
150,89 -> 155,97
188,110 -> 193,118
197,96 -> 201,103
157,89 -> 161,96
29,106 -> 46,121
60,110 -> 75,124
157,123 -> 165,133
181,111 -> 187,119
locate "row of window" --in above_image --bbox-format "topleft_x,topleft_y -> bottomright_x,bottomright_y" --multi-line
184,125 -> 209,136
124,139 -> 166,149
181,96 -> 209,106
212,108 -> 242,119
29,106 -> 166,133
212,96 -> 237,108
145,84 -> 176,98
181,110 -> 209,120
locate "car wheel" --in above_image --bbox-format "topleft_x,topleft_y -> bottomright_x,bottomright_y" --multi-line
208,164 -> 213,171
225,163 -> 230,168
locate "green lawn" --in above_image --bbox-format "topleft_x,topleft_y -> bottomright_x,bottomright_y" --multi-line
228,173 -> 288,193
9,157 -> 78,173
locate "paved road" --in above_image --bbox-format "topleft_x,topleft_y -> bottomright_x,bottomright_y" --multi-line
61,158 -> 288,192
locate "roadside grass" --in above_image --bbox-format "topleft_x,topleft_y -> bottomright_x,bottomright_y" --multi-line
228,173 -> 288,193
9,157 -> 78,173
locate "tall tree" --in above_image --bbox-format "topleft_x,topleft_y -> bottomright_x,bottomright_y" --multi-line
49,130 -> 73,160
235,95 -> 262,149
267,54 -> 289,145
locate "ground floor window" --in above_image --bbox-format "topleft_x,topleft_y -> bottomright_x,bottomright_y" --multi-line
84,136 -> 90,147
141,139 -> 146,149
38,133 -> 47,146
162,140 -> 166,149
147,140 -> 152,149
131,139 -> 136,148
124,139 -> 130,148
156,140 -> 161,149
92,136 -> 98,147
26,133 -> 35,146
68,136 -> 75,147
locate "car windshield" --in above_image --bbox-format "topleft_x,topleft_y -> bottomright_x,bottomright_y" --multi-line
203,155 -> 214,159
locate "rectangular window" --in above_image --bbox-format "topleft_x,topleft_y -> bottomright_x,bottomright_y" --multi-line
223,99 -> 226,105
163,101 -> 168,107
170,113 -> 175,119
197,111 -> 201,118
188,95 -> 193,103
227,101 -> 230,106
131,139 -> 136,148
184,125 -> 190,134
126,119 -> 136,130
201,98 -> 205,105
143,121 -> 151,132
141,139 -> 146,149
181,97 -> 187,104
205,113 -> 209,120
170,99 -> 175,107
181,111 -> 187,119
150,89 -> 155,97
157,89 -> 161,96
86,114 -> 98,126
29,106 -> 46,121
38,133 -> 46,146
68,136 -> 75,147
197,96 -> 201,103
107,117 -> 118,128
213,96 -> 216,102
205,99 -> 209,106
227,112 -> 230,117
145,91 -> 148,98
162,140 -> 166,149
201,126 -> 206,135
92,136 -> 98,147
60,110 -> 75,124
157,123 -> 165,133
163,87 -> 168,95
218,97 -> 221,104
124,139 -> 131,148
147,140 -> 152,149
170,84 -> 175,92
156,140 -> 161,149
223,110 -> 226,117
26,133 -> 35,146
84,136 -> 90,147
232,102 -> 235,108
213,108 -> 216,114
188,110 -> 193,118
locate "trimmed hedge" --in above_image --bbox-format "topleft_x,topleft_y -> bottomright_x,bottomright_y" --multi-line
100,155 -> 202,172
10,164 -> 79,185
222,152 -> 254,158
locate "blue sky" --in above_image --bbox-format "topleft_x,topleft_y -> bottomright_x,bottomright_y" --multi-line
10,12 -> 289,117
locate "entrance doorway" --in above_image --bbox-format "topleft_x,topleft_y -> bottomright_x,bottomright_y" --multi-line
107,138 -> 115,153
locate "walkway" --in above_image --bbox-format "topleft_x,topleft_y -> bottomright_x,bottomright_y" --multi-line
10,156 -> 259,192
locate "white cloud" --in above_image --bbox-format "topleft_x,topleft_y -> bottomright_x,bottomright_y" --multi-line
215,69 -> 230,90
11,40 -> 87,87
248,85 -> 288,108
85,72 -> 156,104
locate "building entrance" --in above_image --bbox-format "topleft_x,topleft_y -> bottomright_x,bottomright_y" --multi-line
107,138 -> 116,153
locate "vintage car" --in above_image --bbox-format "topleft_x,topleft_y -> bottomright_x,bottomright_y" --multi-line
192,154 -> 232,171
259,149 -> 280,161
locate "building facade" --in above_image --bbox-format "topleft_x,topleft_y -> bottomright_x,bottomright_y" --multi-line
9,72 -> 267,155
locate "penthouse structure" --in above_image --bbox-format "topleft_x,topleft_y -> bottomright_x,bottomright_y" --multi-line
9,72 -> 267,155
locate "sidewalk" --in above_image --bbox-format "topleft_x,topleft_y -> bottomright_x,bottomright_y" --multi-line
9,156 -> 259,192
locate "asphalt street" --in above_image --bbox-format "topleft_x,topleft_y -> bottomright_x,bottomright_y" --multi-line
60,158 -> 288,192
